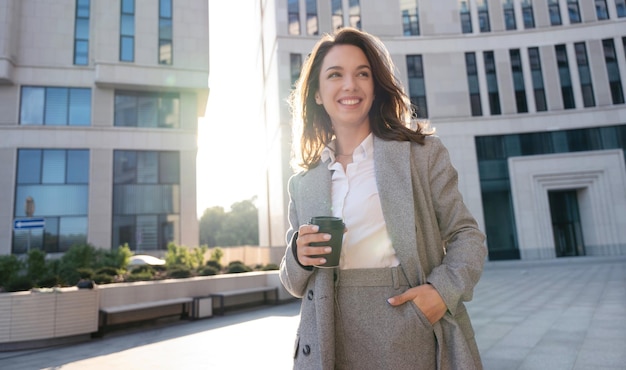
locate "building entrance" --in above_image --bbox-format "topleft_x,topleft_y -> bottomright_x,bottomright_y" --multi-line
548,190 -> 585,257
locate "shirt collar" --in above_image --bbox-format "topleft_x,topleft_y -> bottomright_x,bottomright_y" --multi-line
321,133 -> 374,164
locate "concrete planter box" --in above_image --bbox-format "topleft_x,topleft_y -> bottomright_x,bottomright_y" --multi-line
0,287 -> 99,350
0,271 -> 292,351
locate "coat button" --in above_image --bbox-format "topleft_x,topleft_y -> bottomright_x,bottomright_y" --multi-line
307,290 -> 314,300
303,345 -> 311,355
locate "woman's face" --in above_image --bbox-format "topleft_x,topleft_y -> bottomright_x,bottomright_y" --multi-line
315,44 -> 374,132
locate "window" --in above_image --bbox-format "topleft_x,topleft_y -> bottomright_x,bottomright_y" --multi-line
555,44 -> 575,109
349,0 -> 361,29
74,0 -> 90,65
503,0 -> 516,30
332,0 -> 343,31
567,0 -> 581,23
288,0 -> 300,35
290,54 -> 302,87
112,151 -> 180,251
306,0 -> 318,35
120,0 -> 134,62
574,42 -> 595,107
114,91 -> 180,128
407,55 -> 428,118
617,0 -> 626,17
465,52 -> 482,116
522,0 -> 535,28
603,39 -> 625,104
477,0 -> 490,32
528,47 -> 547,111
595,0 -> 609,20
20,87 -> 91,126
510,49 -> 528,113
484,51 -> 501,115
401,0 -> 420,36
13,149 -> 89,254
459,0 -> 473,33
548,0 -> 562,25
159,0 -> 173,65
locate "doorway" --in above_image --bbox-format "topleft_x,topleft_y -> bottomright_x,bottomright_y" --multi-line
548,190 -> 585,257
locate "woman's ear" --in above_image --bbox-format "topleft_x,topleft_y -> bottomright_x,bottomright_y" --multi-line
315,93 -> 322,105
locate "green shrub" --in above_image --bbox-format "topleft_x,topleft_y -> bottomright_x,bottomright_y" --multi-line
0,255 -> 23,288
95,266 -> 119,277
167,265 -> 192,279
93,273 -> 114,284
5,275 -> 34,292
206,259 -> 222,271
226,262 -> 252,274
58,243 -> 98,285
26,249 -> 48,282
130,265 -> 155,274
125,271 -> 155,282
36,274 -> 60,288
101,244 -> 133,270
165,243 -> 205,269
77,268 -> 94,279
209,247 -> 223,264
197,265 -> 219,276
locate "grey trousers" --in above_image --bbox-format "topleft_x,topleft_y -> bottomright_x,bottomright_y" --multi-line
334,266 -> 437,369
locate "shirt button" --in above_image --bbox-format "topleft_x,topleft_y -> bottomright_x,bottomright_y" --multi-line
307,290 -> 314,300
303,345 -> 311,355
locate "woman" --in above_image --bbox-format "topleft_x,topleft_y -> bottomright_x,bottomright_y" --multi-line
279,27 -> 486,369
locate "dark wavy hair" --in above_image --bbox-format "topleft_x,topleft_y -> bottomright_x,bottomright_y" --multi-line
290,27 -> 433,170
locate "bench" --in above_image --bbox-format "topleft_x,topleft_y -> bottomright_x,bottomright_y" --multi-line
99,297 -> 193,329
210,286 -> 279,316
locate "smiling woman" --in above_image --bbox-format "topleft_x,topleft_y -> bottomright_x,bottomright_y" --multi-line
196,2 -> 263,216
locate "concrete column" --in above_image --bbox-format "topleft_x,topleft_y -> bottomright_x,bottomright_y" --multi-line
520,46 -> 537,113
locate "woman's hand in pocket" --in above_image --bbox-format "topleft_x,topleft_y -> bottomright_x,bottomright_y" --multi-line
387,284 -> 447,325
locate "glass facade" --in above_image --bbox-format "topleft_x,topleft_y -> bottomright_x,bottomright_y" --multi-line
13,149 -> 89,254
510,49 -> 528,113
528,47 -> 547,111
74,0 -> 90,65
476,125 -> 626,260
401,0 -> 420,36
567,0 -> 581,23
349,0 -> 361,29
595,0 -> 609,20
306,0 -> 318,35
120,0 -> 134,62
159,0 -> 173,65
112,151 -> 180,251
484,51 -> 501,115
574,42 -> 595,107
477,0 -> 490,32
407,55 -> 428,118
617,0 -> 626,17
602,38 -> 625,105
465,52 -> 482,116
332,0 -> 343,31
20,87 -> 91,126
288,0 -> 300,35
459,0 -> 473,33
522,0 -> 535,28
290,53 -> 302,87
503,0 -> 516,30
555,44 -> 575,109
114,91 -> 180,128
548,0 -> 562,25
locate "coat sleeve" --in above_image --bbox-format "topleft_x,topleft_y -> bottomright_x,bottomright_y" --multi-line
279,174 -> 315,299
424,137 -> 487,315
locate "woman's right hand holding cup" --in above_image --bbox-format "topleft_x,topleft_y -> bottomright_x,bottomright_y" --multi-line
296,224 -> 332,266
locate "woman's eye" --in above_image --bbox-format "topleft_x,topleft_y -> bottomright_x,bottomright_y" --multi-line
328,72 -> 341,78
358,71 -> 370,77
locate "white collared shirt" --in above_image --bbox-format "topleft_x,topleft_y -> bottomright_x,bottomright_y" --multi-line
321,134 -> 399,269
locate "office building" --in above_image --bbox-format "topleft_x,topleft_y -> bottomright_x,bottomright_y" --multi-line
258,0 -> 626,260
0,0 -> 208,255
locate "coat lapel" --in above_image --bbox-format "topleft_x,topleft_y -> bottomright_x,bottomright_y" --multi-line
373,137 -> 422,286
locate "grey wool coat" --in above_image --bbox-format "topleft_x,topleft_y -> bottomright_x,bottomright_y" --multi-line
279,135 -> 487,370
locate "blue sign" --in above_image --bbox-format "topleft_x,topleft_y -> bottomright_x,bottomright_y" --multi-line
13,218 -> 45,230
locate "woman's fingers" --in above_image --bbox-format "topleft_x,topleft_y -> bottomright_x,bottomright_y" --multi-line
296,224 -> 333,266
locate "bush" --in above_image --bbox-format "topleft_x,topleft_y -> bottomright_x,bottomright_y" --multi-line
168,266 -> 192,279
165,243 -> 206,270
125,271 -> 154,282
0,255 -> 23,288
95,266 -> 119,277
5,275 -> 34,292
197,265 -> 219,276
36,274 -> 60,288
206,259 -> 222,271
101,244 -> 132,270
58,243 -> 98,285
26,249 -> 48,282
226,262 -> 252,274
93,273 -> 114,284
77,268 -> 94,279
130,265 -> 155,274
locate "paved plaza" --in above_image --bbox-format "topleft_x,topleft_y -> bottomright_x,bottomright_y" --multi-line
0,255 -> 624,369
